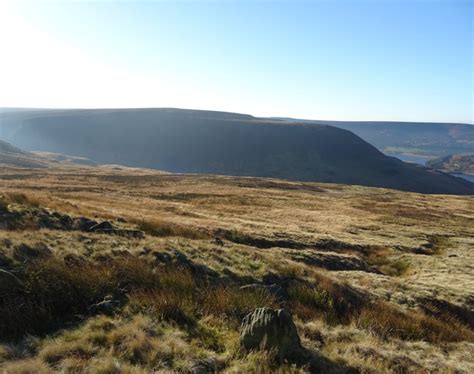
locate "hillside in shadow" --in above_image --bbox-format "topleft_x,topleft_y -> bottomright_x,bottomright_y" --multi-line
0,108 -> 473,194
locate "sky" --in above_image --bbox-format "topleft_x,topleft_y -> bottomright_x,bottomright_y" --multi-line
0,0 -> 472,123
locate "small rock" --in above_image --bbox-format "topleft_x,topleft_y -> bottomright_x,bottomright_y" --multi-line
189,357 -> 224,374
139,247 -> 152,256
214,237 -> 225,247
172,250 -> 191,266
89,221 -> 116,232
74,217 -> 99,231
59,214 -> 74,227
117,229 -> 145,239
240,307 -> 303,362
153,251 -> 173,264
88,295 -> 121,315
13,243 -> 52,262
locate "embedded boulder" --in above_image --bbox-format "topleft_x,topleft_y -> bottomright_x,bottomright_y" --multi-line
88,294 -> 123,315
240,307 -> 303,362
73,217 -> 99,231
88,221 -> 145,239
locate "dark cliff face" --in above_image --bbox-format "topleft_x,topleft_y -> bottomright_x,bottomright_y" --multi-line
0,108 -> 473,195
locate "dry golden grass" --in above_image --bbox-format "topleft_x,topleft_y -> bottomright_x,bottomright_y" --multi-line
356,302 -> 474,343
132,217 -> 210,239
0,166 -> 473,372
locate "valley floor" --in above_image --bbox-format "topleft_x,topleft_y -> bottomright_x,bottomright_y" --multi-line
0,166 -> 473,373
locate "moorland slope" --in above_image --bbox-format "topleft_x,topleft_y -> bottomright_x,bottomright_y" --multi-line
0,139 -> 96,168
0,166 -> 473,373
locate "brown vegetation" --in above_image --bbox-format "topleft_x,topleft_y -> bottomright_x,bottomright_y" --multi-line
0,166 -> 473,372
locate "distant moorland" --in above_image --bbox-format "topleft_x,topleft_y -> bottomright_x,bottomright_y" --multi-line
427,154 -> 474,176
274,117 -> 474,162
0,108 -> 473,195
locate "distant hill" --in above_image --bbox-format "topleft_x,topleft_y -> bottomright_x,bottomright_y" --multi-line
0,139 -> 96,168
0,139 -> 49,168
0,108 -> 473,195
32,151 -> 97,166
427,154 -> 474,176
272,118 -> 474,163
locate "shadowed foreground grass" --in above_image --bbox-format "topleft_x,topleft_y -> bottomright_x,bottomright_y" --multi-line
2,257 -> 472,345
1,256 -> 473,373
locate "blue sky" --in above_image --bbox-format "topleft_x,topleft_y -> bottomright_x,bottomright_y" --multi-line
0,0 -> 472,123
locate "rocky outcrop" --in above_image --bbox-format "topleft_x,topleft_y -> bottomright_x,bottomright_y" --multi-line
240,307 -> 303,362
0,205 -> 144,239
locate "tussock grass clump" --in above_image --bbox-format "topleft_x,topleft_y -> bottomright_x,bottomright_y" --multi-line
356,302 -> 474,343
0,197 -> 9,213
40,340 -> 97,365
203,286 -> 278,320
419,297 -> 474,329
133,218 -> 209,239
0,358 -> 51,374
425,234 -> 451,255
0,344 -> 18,363
0,259 -> 112,339
128,290 -> 196,326
284,270 -> 474,345
226,351 -> 305,373
0,257 -> 161,339
366,248 -> 410,276
36,315 -> 190,372
126,267 -> 196,325
286,270 -> 366,325
4,192 -> 41,208
287,284 -> 336,322
0,251 -> 279,340
129,283 -> 278,327
108,257 -> 161,291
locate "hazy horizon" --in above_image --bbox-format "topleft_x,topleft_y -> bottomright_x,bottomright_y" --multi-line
0,1 -> 472,123
1,106 -> 474,126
